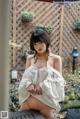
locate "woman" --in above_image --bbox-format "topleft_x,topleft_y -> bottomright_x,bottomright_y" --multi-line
18,29 -> 65,119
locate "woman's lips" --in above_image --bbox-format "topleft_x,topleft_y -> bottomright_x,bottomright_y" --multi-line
38,49 -> 42,51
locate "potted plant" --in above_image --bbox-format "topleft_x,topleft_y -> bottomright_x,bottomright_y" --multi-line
21,11 -> 33,22
35,25 -> 52,34
73,20 -> 80,30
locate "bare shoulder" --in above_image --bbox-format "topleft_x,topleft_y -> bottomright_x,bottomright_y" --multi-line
49,53 -> 62,61
26,54 -> 34,68
49,53 -> 62,74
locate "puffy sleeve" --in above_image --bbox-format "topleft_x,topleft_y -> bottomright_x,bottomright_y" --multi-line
40,69 -> 66,103
18,69 -> 33,104
18,69 -> 33,90
53,76 -> 65,102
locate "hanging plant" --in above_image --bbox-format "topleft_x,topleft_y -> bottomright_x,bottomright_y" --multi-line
35,25 -> 53,34
21,11 -> 33,22
45,26 -> 53,33
73,20 -> 80,30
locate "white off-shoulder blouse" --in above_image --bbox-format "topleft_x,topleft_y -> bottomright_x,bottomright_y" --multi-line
18,63 -> 65,112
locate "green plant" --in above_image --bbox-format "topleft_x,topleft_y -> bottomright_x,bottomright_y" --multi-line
60,100 -> 80,112
59,69 -> 80,112
73,21 -> 80,30
21,11 -> 33,22
35,25 -> 52,33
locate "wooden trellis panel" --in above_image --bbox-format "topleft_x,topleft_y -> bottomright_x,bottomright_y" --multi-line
62,4 -> 80,68
9,0 -> 80,73
10,0 -> 62,70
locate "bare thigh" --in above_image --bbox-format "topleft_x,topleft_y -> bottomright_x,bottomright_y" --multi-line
20,96 -> 52,110
20,96 -> 56,118
20,96 -> 44,110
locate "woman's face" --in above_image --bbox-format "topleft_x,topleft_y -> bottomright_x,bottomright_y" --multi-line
33,42 -> 46,54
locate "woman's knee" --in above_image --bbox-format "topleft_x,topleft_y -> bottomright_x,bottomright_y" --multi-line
40,108 -> 50,117
40,108 -> 56,118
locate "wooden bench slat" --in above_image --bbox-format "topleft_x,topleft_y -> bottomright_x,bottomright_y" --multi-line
9,110 -> 44,119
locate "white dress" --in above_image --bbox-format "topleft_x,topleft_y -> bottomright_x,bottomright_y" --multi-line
18,63 -> 65,112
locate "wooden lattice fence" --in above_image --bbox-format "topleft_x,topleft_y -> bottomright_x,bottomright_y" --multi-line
62,4 -> 80,69
9,0 -> 80,77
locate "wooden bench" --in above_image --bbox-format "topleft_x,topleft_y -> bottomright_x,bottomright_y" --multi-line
9,110 -> 45,119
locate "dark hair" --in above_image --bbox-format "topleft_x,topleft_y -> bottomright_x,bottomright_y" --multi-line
30,28 -> 50,53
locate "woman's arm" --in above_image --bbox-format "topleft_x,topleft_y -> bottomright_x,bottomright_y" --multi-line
26,55 -> 32,68
19,55 -> 33,90
53,55 -> 62,75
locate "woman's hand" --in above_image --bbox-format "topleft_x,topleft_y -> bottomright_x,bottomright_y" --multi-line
27,84 -> 42,95
34,85 -> 42,95
27,84 -> 35,94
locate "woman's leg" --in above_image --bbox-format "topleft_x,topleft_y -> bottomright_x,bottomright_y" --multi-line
19,96 -> 42,111
20,102 -> 30,111
20,96 -> 58,119
40,106 -> 57,119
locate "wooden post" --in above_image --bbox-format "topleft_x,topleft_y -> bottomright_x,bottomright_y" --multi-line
59,5 -> 64,56
13,0 -> 16,67
0,0 -> 10,110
